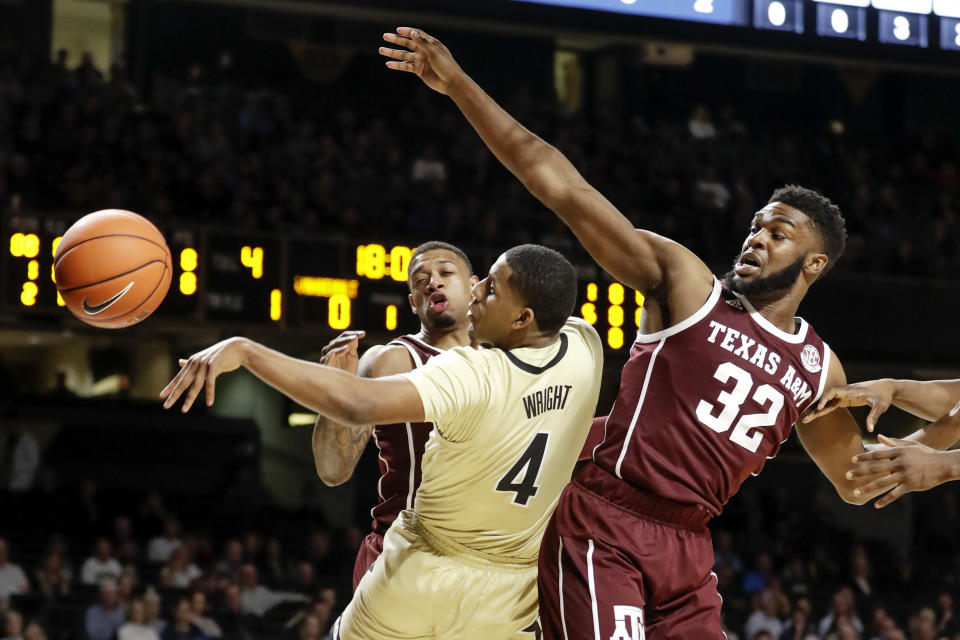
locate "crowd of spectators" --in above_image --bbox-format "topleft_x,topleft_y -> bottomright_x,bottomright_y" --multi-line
0,40 -> 959,278
0,475 -> 352,640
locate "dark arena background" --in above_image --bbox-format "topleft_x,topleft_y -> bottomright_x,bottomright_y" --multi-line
1,1 -> 960,639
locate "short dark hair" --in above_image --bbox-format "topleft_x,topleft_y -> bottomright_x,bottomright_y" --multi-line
768,185 -> 846,273
503,244 -> 577,334
409,241 -> 473,277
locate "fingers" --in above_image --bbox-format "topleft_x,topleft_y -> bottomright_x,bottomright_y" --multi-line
815,389 -> 839,412
877,434 -> 913,447
403,27 -> 439,45
865,399 -> 889,433
847,458 -> 895,477
875,484 -> 908,509
852,473 -> 901,498
205,365 -> 217,407
161,360 -> 197,408
379,46 -> 414,63
181,359 -> 209,413
320,331 -> 366,357
385,61 -> 416,73
802,400 -> 839,423
383,32 -> 417,50
852,447 -> 898,463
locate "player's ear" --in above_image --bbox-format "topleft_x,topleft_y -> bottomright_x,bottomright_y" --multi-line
469,275 -> 479,286
804,252 -> 828,277
514,307 -> 535,331
408,293 -> 416,315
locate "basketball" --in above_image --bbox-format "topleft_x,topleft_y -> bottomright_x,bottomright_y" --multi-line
54,209 -> 172,329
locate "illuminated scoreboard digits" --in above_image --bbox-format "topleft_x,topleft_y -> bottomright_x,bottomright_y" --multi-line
755,0 -> 805,31
4,216 -> 69,311
579,280 -> 645,350
205,234 -> 283,323
815,1 -> 868,38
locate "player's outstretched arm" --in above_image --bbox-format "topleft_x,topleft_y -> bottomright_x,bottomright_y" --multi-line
160,337 -> 425,427
846,435 -> 960,508
380,28 -> 712,303
795,351 -> 878,505
805,378 -> 960,428
313,333 -> 416,486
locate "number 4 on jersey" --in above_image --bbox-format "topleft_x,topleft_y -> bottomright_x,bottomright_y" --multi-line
496,433 -> 549,506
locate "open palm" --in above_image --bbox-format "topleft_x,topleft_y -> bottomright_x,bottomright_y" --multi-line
380,27 -> 465,95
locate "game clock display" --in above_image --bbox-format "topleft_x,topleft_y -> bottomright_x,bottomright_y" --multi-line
3,214 -> 643,350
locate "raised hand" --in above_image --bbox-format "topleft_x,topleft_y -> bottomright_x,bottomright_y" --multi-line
160,337 -> 249,412
846,434 -> 954,508
803,379 -> 896,432
379,27 -> 466,95
319,330 -> 365,375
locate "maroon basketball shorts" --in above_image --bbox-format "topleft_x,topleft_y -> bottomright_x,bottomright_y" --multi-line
352,531 -> 384,591
538,464 -> 725,640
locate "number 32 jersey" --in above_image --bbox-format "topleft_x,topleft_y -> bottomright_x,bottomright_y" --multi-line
591,278 -> 831,515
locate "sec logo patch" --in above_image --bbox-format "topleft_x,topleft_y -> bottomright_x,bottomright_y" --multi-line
801,345 -> 821,373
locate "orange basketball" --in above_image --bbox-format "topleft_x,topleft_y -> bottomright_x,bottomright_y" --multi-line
54,209 -> 172,329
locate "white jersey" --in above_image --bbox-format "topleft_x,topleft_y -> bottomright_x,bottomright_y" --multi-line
400,317 -> 603,562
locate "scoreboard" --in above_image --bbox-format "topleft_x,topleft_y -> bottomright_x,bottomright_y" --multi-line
2,213 -> 643,351
509,0 -> 960,51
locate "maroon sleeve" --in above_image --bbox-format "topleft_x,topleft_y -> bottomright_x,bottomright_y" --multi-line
579,416 -> 607,462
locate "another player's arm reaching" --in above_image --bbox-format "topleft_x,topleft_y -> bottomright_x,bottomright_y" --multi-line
805,378 -> 960,431
380,28 -> 714,320
795,351 -> 880,505
804,377 -> 960,507
159,337 -> 425,427
312,332 -> 416,486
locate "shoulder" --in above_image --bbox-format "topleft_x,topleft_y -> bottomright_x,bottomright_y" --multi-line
358,343 -> 415,378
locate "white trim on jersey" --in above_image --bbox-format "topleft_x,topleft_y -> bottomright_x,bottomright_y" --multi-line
405,424 -> 416,510
371,430 -> 388,520
587,539 -> 601,640
635,278 -> 722,344
393,339 -> 426,368
615,339 -> 667,479
559,537 -> 570,640
735,293 -> 810,344
812,343 -> 833,405
403,334 -> 445,355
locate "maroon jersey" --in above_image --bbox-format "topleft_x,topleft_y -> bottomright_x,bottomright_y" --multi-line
590,279 -> 831,515
369,335 -> 440,536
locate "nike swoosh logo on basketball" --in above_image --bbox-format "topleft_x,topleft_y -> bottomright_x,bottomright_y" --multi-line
81,281 -> 135,315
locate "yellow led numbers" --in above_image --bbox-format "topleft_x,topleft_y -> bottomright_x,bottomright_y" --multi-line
356,244 -> 413,282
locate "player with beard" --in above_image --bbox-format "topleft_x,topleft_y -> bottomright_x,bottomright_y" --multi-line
310,241 -> 477,590
376,29 -> 945,638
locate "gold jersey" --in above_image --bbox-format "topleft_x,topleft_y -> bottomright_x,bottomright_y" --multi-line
401,317 -> 603,563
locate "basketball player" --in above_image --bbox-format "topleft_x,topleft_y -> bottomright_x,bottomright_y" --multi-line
310,241 -> 476,589
804,378 -> 960,507
379,28 -> 955,638
161,244 -> 604,639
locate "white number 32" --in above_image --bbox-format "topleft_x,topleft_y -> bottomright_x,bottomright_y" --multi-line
696,362 -> 785,453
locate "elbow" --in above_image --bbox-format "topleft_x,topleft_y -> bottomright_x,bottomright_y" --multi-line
316,466 -> 351,487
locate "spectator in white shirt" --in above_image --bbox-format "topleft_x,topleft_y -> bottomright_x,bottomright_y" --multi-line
147,518 -> 182,564
118,599 -> 160,640
160,548 -> 201,590
0,539 -> 29,610
239,564 -> 305,617
81,539 -> 123,586
744,588 -> 784,640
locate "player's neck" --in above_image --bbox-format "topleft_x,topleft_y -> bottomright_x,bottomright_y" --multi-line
503,329 -> 558,351
744,289 -> 804,335
415,325 -> 471,350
